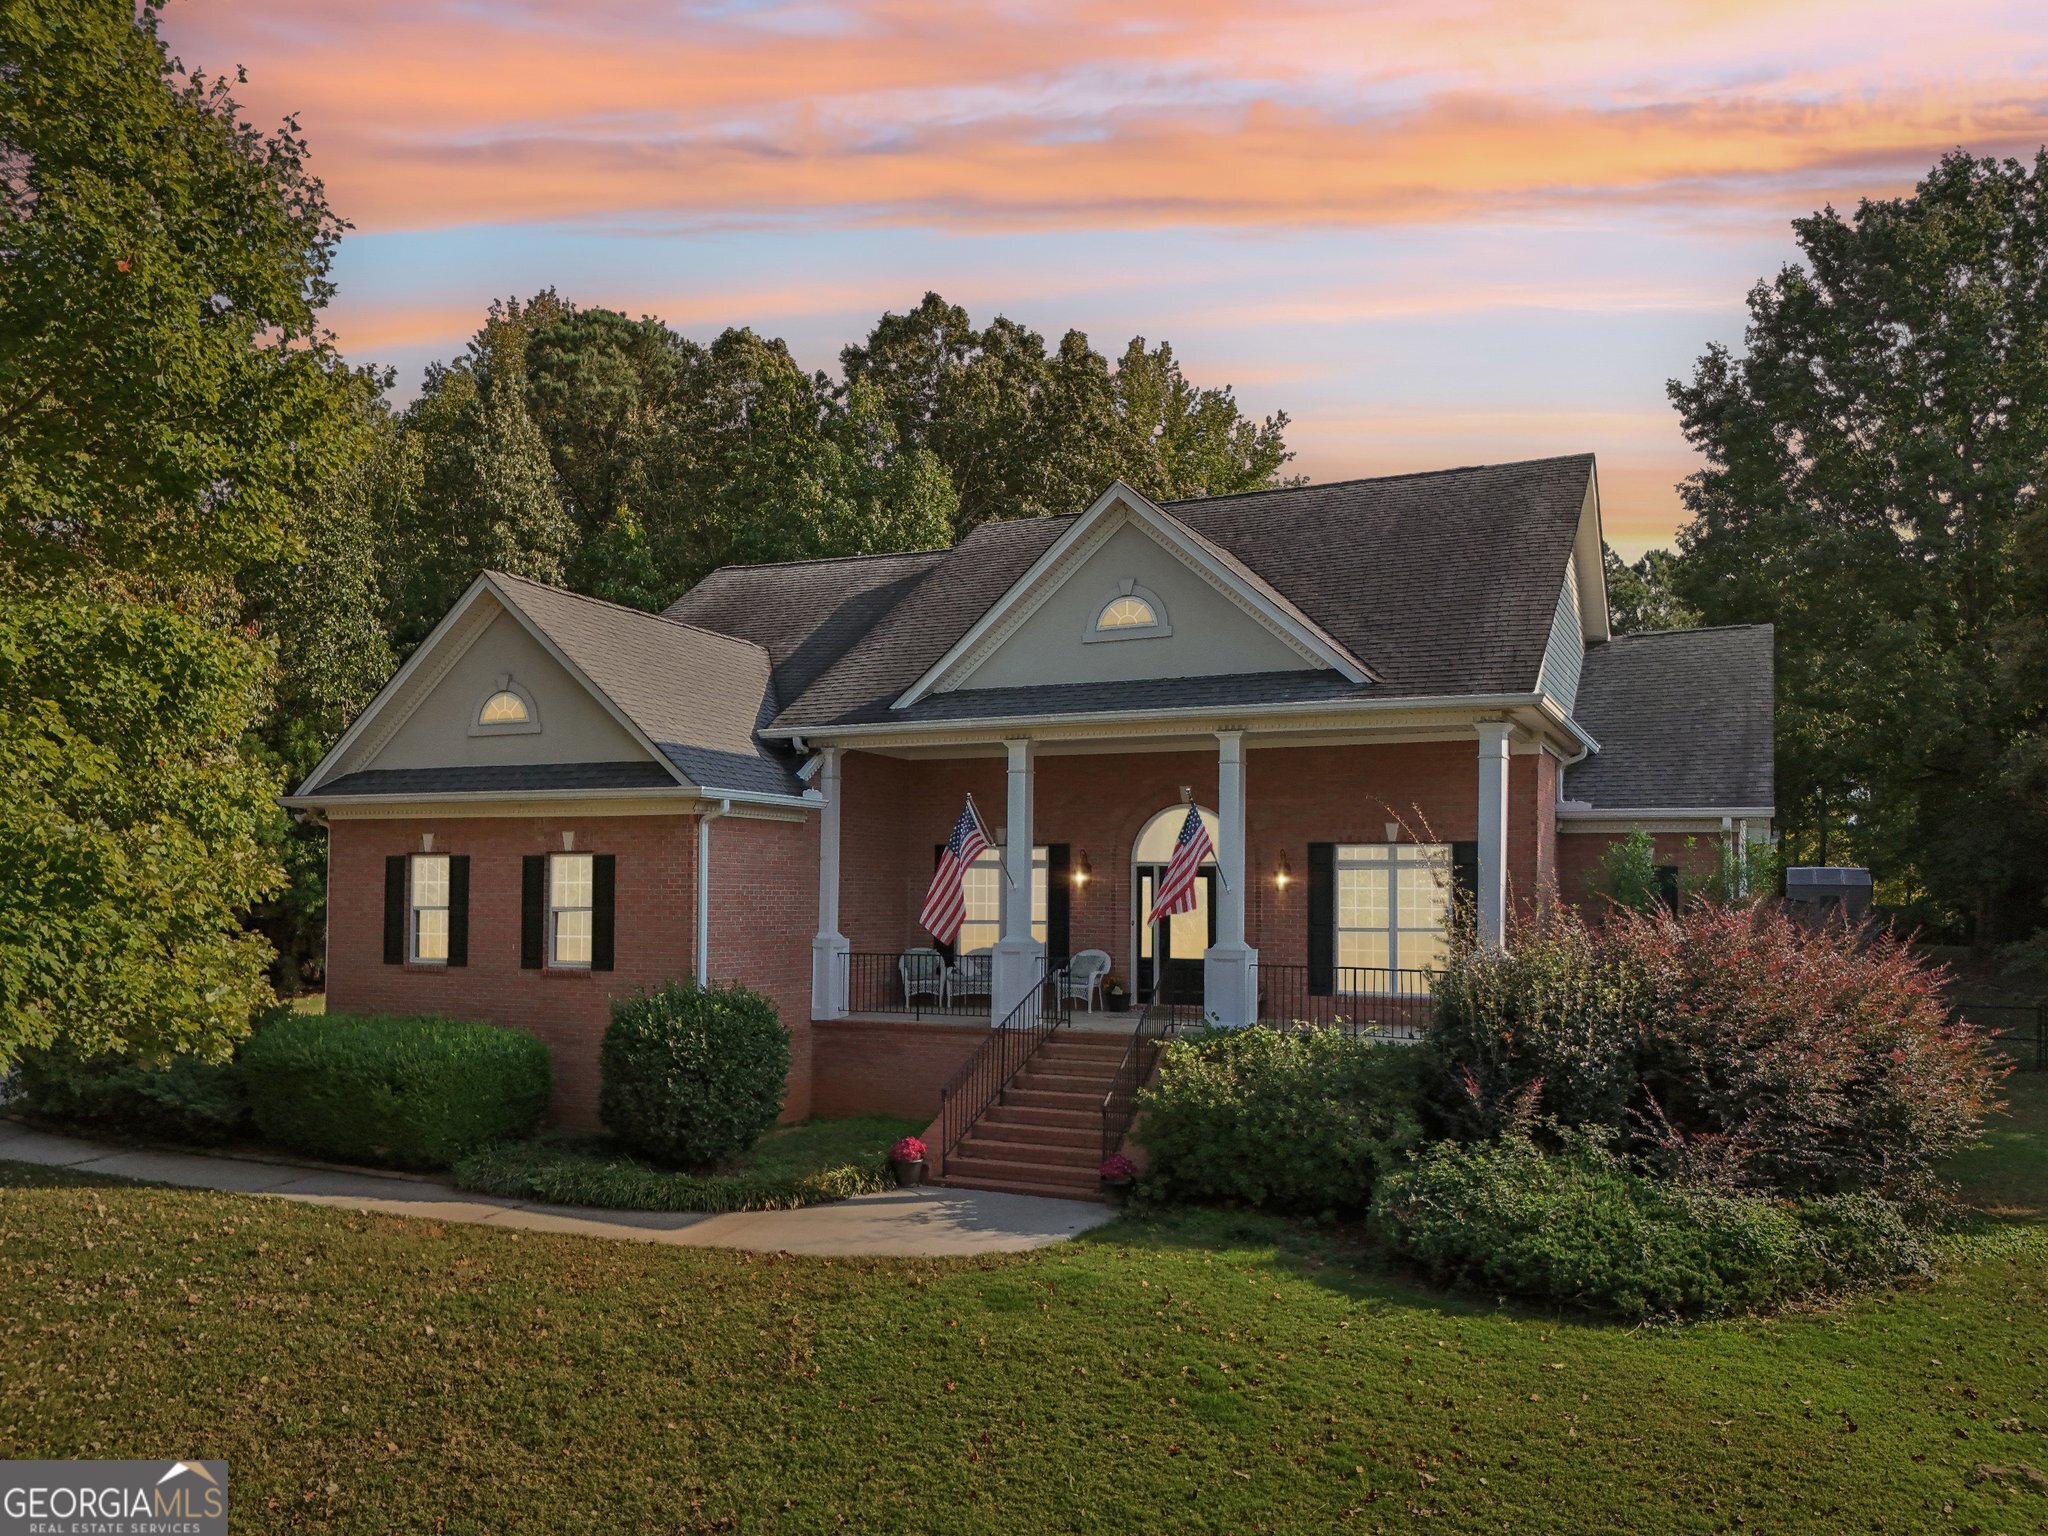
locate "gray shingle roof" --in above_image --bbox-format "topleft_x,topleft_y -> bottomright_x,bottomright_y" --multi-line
1565,625 -> 1775,810
303,762 -> 682,798
489,573 -> 804,797
674,456 -> 1596,731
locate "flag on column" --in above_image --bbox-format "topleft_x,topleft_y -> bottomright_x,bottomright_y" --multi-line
919,796 -> 991,945
1146,804 -> 1214,924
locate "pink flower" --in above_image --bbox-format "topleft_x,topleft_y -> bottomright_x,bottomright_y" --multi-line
1099,1153 -> 1137,1181
891,1136 -> 927,1162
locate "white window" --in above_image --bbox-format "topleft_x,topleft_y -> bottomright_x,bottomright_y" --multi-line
549,852 -> 594,968
1335,844 -> 1452,980
955,846 -> 1048,954
1085,580 -> 1171,642
471,674 -> 540,735
479,690 -> 529,724
410,853 -> 450,963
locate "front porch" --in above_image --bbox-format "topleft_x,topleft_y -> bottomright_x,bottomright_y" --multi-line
803,716 -> 1573,1033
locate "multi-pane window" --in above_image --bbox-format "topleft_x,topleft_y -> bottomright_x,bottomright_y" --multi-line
550,852 -> 594,968
955,846 -> 1049,954
1335,844 -> 1452,980
410,854 -> 451,963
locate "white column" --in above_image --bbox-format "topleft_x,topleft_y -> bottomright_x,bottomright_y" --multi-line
809,748 -> 849,1018
1204,728 -> 1258,1026
1475,722 -> 1511,948
990,737 -> 1044,1023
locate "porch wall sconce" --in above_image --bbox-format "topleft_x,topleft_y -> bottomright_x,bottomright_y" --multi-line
1074,849 -> 1092,888
1274,851 -> 1292,890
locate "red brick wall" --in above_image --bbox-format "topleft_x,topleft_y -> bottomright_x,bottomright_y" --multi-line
1557,828 -> 1728,915
704,812 -> 818,1121
809,1018 -> 989,1120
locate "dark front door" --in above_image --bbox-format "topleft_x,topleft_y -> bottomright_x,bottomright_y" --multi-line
1136,866 -> 1216,1007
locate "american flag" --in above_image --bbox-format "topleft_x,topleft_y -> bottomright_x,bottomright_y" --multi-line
1146,804 -> 1215,924
918,796 -> 991,944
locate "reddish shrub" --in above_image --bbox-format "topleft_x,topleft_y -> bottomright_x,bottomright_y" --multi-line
1424,904 -> 2005,1201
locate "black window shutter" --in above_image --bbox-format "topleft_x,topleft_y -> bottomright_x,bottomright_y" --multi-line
521,855 -> 545,969
1045,844 -> 1071,963
1306,843 -> 1335,996
1451,840 -> 1479,914
383,856 -> 406,965
933,842 -> 954,961
447,855 -> 470,968
592,853 -> 617,972
1656,865 -> 1680,916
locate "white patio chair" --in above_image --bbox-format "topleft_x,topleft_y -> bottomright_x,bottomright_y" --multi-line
1061,949 -> 1112,1012
899,947 -> 948,1008
950,948 -> 994,1004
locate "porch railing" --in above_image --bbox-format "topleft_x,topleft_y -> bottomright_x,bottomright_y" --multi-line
938,962 -> 1073,1158
844,950 -> 1009,1019
1100,1009 -> 1171,1164
1254,963 -> 1435,1039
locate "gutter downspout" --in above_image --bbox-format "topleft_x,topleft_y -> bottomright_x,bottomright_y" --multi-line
695,798 -> 731,983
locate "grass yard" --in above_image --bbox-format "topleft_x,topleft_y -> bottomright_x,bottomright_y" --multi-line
1,1083 -> 2043,1534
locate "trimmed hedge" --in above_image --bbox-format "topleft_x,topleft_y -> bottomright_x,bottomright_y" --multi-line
239,1013 -> 550,1170
10,1045 -> 251,1145
450,1115 -> 922,1213
600,982 -> 790,1168
1369,1133 -> 1931,1320
1136,1027 -> 1426,1216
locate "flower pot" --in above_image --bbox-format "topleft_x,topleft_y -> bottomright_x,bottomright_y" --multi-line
1099,1177 -> 1132,1201
1106,990 -> 1130,1014
891,1158 -> 925,1188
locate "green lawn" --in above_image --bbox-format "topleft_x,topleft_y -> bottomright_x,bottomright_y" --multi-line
2,1084 -> 2044,1533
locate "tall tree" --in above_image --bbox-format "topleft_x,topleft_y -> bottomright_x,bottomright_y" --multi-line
1669,149 -> 2048,940
0,0 -> 355,1063
1602,546 -> 1701,633
843,292 -> 1293,537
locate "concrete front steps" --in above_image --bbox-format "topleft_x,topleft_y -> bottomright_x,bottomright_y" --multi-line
941,1033 -> 1128,1200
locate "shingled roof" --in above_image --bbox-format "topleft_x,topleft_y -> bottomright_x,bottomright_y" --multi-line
667,455 -> 1597,730
1566,624 -> 1775,811
489,573 -> 803,797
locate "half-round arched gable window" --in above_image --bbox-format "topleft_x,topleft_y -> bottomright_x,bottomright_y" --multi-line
1085,579 -> 1171,642
470,674 -> 542,736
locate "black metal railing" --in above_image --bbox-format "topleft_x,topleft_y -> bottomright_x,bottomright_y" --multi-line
1253,963 -> 1435,1039
938,962 -> 1073,1158
1101,1010 -> 1170,1163
843,950 -> 1007,1019
1951,997 -> 2046,1071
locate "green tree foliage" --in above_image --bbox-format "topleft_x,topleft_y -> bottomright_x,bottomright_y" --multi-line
1602,545 -> 1701,632
1669,150 -> 2048,940
843,291 -> 1295,536
0,0 -> 356,1064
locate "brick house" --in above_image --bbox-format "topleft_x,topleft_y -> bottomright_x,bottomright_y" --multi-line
288,456 -> 1773,1166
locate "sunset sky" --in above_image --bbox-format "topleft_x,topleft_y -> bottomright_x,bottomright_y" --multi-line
167,0 -> 2048,554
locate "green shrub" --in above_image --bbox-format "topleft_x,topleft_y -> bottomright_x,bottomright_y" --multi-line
239,1013 -> 550,1170
1135,1026 -> 1425,1216
1369,1133 -> 1930,1320
600,982 -> 790,1168
451,1115 -> 921,1213
11,1046 -> 251,1145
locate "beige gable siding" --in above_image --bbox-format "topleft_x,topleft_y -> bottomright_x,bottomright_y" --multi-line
953,519 -> 1316,690
357,606 -> 652,773
1537,554 -> 1584,713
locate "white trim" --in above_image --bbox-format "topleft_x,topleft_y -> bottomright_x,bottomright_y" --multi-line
1555,805 -> 1775,822
892,481 -> 1370,708
284,784 -> 812,814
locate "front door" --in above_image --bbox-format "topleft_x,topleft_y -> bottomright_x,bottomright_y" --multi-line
1136,867 -> 1216,1007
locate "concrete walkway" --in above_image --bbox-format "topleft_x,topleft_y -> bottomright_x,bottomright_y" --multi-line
0,1119 -> 1115,1257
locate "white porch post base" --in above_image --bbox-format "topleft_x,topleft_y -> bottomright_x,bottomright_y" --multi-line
811,933 -> 849,1019
1203,942 -> 1258,1028
990,938 -> 1046,1025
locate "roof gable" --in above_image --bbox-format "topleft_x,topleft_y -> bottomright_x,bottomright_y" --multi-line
895,482 -> 1372,707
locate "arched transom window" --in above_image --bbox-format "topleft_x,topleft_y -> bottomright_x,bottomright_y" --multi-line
1085,579 -> 1171,642
471,674 -> 541,736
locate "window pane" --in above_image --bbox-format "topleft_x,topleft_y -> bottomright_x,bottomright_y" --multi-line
1337,929 -> 1390,972
1398,927 -> 1449,973
554,909 -> 591,965
1397,861 -> 1449,929
955,920 -> 999,957
414,907 -> 449,961
551,853 -> 593,908
1098,597 -> 1157,629
1336,866 -> 1386,929
1136,808 -> 1219,864
411,854 -> 449,908
962,861 -> 999,927
479,690 -> 529,723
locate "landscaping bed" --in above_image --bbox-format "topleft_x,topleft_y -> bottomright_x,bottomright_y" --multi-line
448,1114 -> 925,1213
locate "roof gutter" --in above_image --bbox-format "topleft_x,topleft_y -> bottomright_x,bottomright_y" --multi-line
696,798 -> 731,981
280,784 -> 818,812
1555,805 -> 1777,821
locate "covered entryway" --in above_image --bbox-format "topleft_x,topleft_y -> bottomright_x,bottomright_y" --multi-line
1132,803 -> 1219,1008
